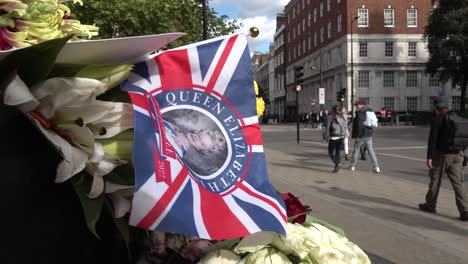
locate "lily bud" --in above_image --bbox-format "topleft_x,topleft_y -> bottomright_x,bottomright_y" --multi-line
73,64 -> 134,93
97,130 -> 133,161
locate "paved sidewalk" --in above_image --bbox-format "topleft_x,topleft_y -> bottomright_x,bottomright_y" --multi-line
264,139 -> 468,264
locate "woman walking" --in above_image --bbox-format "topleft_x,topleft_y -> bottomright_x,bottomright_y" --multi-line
325,105 -> 348,172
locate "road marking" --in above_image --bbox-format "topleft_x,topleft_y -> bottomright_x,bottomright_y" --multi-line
376,152 -> 426,162
302,140 -> 426,162
374,146 -> 426,150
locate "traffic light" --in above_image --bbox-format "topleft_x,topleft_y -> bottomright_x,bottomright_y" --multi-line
295,65 -> 304,85
336,88 -> 346,101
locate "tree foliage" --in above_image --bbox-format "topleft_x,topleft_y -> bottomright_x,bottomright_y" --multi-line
70,0 -> 241,48
425,0 -> 468,113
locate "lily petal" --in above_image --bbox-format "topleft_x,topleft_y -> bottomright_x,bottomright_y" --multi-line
105,181 -> 133,194
54,100 -> 115,124
91,102 -> 134,139
87,173 -> 104,198
31,77 -> 107,119
109,191 -> 132,218
58,124 -> 95,152
3,74 -> 39,112
30,117 -> 88,182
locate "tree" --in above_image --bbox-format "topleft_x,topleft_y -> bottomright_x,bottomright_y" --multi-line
425,0 -> 468,113
70,0 -> 241,48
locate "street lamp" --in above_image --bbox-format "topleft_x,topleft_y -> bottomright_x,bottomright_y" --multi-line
202,0 -> 207,40
350,15 -> 359,117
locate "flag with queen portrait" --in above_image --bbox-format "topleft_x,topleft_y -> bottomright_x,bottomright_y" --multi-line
122,34 -> 287,239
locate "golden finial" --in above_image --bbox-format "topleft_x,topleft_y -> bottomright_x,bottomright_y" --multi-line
249,27 -> 259,38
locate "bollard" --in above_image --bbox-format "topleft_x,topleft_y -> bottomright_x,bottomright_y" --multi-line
395,112 -> 400,126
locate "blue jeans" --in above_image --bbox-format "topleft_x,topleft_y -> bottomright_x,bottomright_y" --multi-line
350,137 -> 379,168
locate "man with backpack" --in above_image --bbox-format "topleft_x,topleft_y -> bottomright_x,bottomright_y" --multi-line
419,97 -> 468,221
348,100 -> 381,173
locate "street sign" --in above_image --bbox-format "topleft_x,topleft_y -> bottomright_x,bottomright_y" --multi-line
319,88 -> 325,104
296,85 -> 301,92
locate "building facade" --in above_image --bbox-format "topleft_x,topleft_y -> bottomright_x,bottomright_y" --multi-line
280,0 -> 461,117
272,13 -> 286,122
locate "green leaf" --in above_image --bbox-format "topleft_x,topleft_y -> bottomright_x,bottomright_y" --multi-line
0,36 -> 72,86
201,238 -> 241,258
104,198 -> 130,256
70,172 -> 105,238
303,215 -> 346,238
96,85 -> 131,103
105,163 -> 135,186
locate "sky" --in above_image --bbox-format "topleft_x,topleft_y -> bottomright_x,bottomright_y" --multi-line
211,0 -> 290,53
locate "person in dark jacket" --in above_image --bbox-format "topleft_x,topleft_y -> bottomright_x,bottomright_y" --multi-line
348,100 -> 380,173
419,97 -> 468,221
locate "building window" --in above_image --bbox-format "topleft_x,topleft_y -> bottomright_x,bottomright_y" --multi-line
384,9 -> 394,27
406,71 -> 418,87
406,97 -> 418,112
327,22 -> 332,38
383,71 -> 395,88
298,43 -> 301,56
384,97 -> 395,110
320,27 -> 324,43
314,32 -> 317,46
385,42 -> 393,57
320,2 -> 323,17
337,0 -> 341,3
337,14 -> 342,32
308,13 -> 311,27
358,71 -> 370,88
452,96 -> 461,111
293,6 -> 295,19
407,9 -> 417,27
358,8 -> 368,27
308,35 -> 311,50
327,0 -> 331,11
429,72 -> 440,87
359,42 -> 368,57
303,39 -> 306,53
303,19 -> 306,32
314,8 -> 317,22
408,42 -> 417,57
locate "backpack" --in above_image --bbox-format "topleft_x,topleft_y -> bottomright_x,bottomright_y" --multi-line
330,117 -> 344,137
444,112 -> 468,151
363,111 -> 378,127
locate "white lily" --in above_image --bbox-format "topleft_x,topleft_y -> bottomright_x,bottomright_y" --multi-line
3,75 -> 134,199
105,181 -> 133,217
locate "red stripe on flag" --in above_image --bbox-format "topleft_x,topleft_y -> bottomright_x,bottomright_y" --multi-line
242,124 -> 263,146
137,168 -> 189,229
198,187 -> 250,239
128,92 -> 149,111
239,184 -> 287,222
156,50 -> 192,90
205,35 -> 238,93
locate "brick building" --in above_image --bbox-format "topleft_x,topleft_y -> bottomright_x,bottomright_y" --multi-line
277,0 -> 460,119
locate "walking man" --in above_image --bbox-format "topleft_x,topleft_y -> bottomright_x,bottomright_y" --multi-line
419,97 -> 468,221
349,100 -> 380,173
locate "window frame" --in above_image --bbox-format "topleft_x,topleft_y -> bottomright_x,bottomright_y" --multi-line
406,71 -> 418,87
385,42 -> 394,57
408,42 -> 417,57
359,42 -> 368,57
407,9 -> 417,27
406,97 -> 418,112
383,71 -> 395,88
383,97 -> 395,111
429,72 -> 440,87
358,71 -> 370,88
358,9 -> 368,27
384,8 -> 395,27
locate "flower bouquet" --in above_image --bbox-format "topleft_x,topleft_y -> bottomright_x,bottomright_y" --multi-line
1,2 -> 370,264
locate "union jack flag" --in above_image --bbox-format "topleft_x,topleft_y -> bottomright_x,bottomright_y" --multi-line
122,34 -> 287,239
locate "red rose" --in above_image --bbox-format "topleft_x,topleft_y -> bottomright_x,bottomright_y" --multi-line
280,192 -> 311,224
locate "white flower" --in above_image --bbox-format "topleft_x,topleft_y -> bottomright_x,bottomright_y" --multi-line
3,75 -> 134,199
238,248 -> 292,264
233,231 -> 276,254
